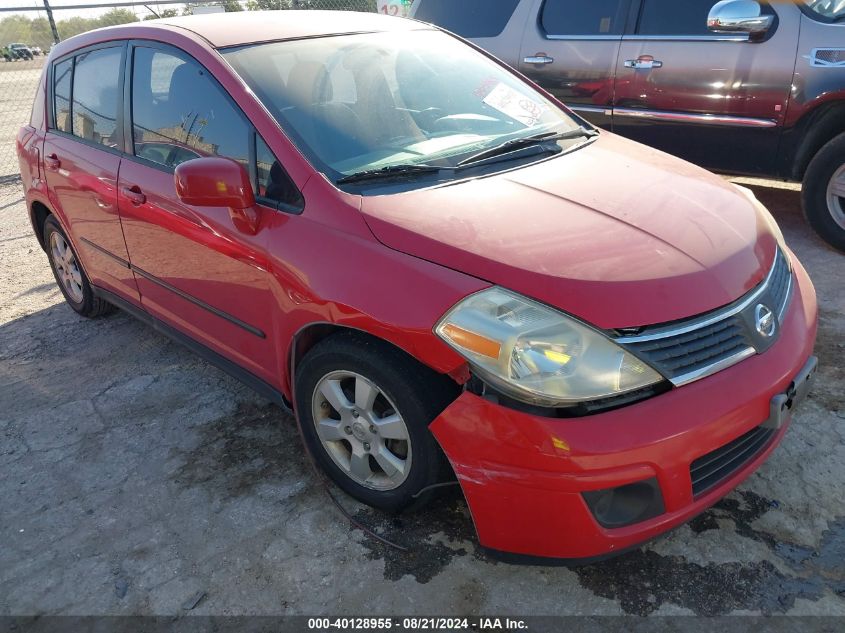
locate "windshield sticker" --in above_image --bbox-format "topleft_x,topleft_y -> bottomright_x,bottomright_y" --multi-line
482,82 -> 547,128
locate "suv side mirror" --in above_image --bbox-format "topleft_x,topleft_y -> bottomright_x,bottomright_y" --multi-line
707,0 -> 774,37
174,157 -> 261,234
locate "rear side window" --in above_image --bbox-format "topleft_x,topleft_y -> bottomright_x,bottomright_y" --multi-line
414,0 -> 519,38
130,47 -> 249,170
541,0 -> 629,36
53,57 -> 72,133
71,47 -> 122,148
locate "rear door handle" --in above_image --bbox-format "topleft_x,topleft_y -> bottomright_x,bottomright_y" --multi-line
524,55 -> 554,66
624,57 -> 663,70
45,154 -> 61,171
121,186 -> 146,206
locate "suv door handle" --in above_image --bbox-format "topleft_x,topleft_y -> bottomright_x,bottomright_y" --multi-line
624,57 -> 663,70
45,154 -> 61,171
524,55 -> 554,66
121,186 -> 146,206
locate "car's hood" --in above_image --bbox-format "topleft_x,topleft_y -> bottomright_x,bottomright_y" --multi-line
360,133 -> 779,329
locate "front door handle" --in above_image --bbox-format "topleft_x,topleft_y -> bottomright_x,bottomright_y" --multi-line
45,153 -> 61,171
524,54 -> 554,66
121,186 -> 146,206
624,57 -> 663,70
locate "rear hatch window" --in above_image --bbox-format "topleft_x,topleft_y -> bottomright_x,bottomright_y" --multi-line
413,0 -> 520,38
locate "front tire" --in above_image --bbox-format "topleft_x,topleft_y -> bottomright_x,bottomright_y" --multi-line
295,332 -> 457,513
44,216 -> 113,318
802,132 -> 845,252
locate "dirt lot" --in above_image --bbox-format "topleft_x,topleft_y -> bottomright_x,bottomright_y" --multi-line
1,177 -> 844,617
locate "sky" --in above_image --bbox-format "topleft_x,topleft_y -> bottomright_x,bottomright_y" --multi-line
0,0 -> 187,20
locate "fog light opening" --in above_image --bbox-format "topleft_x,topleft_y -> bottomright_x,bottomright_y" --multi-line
582,478 -> 665,529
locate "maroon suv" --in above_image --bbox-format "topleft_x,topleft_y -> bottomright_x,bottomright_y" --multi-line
411,0 -> 845,251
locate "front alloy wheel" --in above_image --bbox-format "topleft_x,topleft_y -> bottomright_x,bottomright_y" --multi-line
803,132 -> 845,252
826,164 -> 845,231
312,370 -> 412,491
295,332 -> 458,513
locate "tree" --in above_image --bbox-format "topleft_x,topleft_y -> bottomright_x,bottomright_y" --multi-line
222,1 -> 245,10
144,9 -> 180,20
96,8 -> 140,28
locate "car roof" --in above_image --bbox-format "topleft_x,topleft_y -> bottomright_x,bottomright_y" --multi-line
152,10 -> 428,48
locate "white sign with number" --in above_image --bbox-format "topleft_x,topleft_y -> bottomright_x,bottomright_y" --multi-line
377,0 -> 411,17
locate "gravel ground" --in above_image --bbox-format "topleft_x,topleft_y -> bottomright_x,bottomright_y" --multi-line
0,176 -> 843,617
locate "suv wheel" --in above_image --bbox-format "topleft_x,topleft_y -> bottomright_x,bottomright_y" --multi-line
295,332 -> 457,513
44,216 -> 113,318
803,132 -> 845,252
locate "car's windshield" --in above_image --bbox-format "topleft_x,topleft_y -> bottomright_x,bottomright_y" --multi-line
222,30 -> 583,184
803,0 -> 845,20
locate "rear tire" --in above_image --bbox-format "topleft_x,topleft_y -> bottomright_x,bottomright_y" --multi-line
295,332 -> 457,513
802,132 -> 845,252
44,216 -> 113,318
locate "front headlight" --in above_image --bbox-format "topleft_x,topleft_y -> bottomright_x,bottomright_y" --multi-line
435,288 -> 664,407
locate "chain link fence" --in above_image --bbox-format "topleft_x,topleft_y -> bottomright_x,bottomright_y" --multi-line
0,0 -> 415,182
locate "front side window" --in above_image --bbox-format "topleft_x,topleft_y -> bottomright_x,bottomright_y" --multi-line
637,0 -> 778,36
540,0 -> 629,36
131,47 -> 249,170
802,0 -> 845,21
413,0 -> 520,38
53,57 -> 72,133
223,30 -> 584,187
637,0 -> 719,35
71,47 -> 122,147
256,135 -> 302,209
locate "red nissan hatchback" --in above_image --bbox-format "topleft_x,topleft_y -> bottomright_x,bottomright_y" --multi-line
17,11 -> 818,562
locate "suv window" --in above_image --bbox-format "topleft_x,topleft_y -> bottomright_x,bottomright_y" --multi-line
71,47 -> 122,148
637,0 -> 722,35
541,0 -> 629,36
131,47 -> 249,171
638,0 -> 778,35
53,57 -> 72,133
414,0 -> 519,38
802,0 -> 845,21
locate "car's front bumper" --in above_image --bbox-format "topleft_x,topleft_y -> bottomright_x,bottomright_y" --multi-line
429,251 -> 818,562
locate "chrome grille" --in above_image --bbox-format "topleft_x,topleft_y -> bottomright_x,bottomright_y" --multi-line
616,249 -> 792,386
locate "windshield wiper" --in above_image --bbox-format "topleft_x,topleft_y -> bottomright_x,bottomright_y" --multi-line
456,126 -> 598,168
336,164 -> 443,185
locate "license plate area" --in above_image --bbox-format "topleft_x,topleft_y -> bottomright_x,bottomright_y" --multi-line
763,356 -> 818,430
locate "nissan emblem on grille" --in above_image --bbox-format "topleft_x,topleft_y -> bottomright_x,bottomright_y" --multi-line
615,248 -> 792,386
755,304 -> 776,338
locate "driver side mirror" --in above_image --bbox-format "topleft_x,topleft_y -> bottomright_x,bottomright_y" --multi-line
707,0 -> 774,38
174,157 -> 261,235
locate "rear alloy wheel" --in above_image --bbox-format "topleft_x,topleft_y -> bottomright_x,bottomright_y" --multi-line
44,216 -> 113,318
803,132 -> 845,252
295,332 -> 457,513
50,231 -> 85,304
